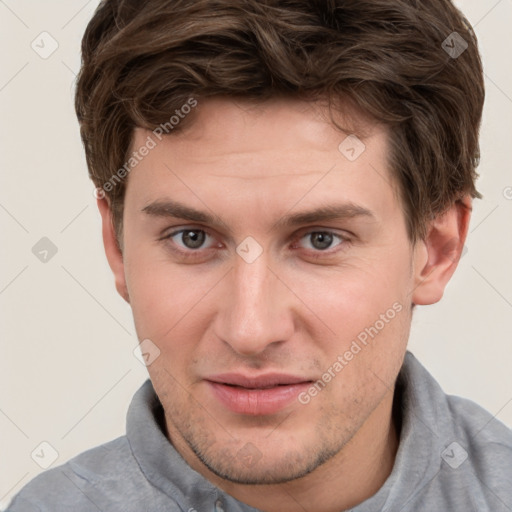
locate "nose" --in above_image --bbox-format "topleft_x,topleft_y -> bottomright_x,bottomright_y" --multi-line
214,249 -> 295,356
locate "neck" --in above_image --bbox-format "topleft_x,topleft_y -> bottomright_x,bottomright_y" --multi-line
169,386 -> 400,512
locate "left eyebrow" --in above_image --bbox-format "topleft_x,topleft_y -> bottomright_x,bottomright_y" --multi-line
271,203 -> 376,231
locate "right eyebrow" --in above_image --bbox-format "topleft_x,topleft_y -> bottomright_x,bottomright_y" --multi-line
142,199 -> 231,232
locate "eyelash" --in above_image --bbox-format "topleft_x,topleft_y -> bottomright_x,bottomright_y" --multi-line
160,227 -> 351,261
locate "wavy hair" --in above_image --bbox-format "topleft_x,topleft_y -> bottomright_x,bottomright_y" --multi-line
75,0 -> 484,244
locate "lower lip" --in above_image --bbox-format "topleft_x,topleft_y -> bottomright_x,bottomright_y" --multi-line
207,381 -> 310,415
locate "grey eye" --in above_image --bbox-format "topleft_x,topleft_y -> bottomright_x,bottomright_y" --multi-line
177,230 -> 207,249
301,232 -> 343,251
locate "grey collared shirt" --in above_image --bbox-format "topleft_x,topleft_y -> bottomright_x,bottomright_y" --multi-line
6,351 -> 512,511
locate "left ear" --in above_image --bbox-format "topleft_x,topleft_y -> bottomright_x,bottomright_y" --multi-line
411,195 -> 472,305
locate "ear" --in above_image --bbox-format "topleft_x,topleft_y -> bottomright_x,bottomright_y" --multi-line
411,195 -> 472,305
97,197 -> 130,303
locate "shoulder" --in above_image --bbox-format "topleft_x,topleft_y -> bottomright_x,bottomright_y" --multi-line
399,353 -> 512,509
439,393 -> 512,507
404,351 -> 512,457
445,392 -> 512,464
5,436 -> 177,512
446,392 -> 512,437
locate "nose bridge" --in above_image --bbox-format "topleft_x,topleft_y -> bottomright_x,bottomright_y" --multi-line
217,249 -> 291,355
234,253 -> 269,315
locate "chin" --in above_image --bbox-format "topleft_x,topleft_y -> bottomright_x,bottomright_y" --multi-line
186,429 -> 345,485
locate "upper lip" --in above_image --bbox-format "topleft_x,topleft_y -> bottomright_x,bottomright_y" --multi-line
206,373 -> 312,389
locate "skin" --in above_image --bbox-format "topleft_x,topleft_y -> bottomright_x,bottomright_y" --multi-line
98,97 -> 471,512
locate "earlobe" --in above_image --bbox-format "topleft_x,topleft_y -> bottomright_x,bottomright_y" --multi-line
411,196 -> 472,306
97,197 -> 130,303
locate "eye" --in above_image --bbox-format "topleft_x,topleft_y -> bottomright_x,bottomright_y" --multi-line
160,227 -> 349,261
297,231 -> 347,252
164,228 -> 216,250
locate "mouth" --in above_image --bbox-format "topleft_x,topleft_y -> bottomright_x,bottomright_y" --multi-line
221,382 -> 297,390
205,373 -> 313,415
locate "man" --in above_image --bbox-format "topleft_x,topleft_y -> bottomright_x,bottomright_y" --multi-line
7,0 -> 512,511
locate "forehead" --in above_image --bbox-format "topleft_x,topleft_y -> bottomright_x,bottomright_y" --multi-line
134,96 -> 380,160
125,97 -> 400,229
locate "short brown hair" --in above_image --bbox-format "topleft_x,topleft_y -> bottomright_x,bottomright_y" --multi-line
75,0 -> 484,245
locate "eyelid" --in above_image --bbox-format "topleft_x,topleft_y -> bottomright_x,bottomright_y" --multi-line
295,226 -> 351,239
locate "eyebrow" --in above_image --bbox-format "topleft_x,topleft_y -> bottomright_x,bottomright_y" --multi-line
142,199 -> 376,232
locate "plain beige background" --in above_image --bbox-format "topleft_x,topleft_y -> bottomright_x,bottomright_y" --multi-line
1,0 -> 511,508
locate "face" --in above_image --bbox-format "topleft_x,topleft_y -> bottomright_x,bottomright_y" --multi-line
106,97 -> 440,485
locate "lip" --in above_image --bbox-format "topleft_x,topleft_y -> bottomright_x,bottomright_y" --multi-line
205,373 -> 312,415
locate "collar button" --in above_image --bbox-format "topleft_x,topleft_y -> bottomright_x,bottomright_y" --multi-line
215,499 -> 225,512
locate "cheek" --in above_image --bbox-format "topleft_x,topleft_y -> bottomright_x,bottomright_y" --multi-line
288,251 -> 411,349
124,245 -> 185,337
124,247 -> 221,349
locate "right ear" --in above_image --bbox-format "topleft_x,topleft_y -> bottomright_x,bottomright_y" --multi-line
97,196 -> 130,303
